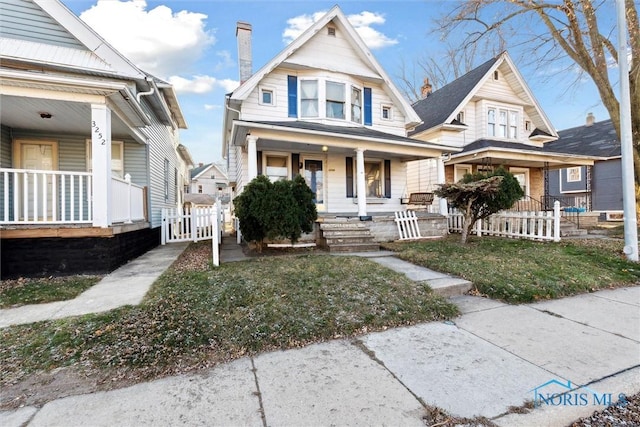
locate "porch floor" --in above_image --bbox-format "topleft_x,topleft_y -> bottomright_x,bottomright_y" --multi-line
0,221 -> 150,239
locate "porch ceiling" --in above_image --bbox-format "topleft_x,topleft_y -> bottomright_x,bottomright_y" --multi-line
1,94 -> 135,139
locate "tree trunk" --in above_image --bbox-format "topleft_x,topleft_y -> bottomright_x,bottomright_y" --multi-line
461,213 -> 476,244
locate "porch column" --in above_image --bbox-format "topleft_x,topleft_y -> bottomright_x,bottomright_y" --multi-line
355,148 -> 367,217
91,104 -> 112,227
247,136 -> 258,181
436,155 -> 448,215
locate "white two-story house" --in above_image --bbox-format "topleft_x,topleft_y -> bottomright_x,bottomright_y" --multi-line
222,6 -> 455,247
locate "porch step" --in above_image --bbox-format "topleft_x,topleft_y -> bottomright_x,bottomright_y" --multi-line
319,220 -> 379,252
560,219 -> 589,237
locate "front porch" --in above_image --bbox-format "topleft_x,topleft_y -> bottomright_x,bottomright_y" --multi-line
0,168 -> 147,231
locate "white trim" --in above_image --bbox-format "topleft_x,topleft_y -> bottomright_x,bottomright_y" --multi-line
262,151 -> 291,182
566,166 -> 581,182
86,140 -> 124,178
258,85 -> 276,106
381,104 -> 393,121
454,164 -> 472,182
509,167 -> 530,197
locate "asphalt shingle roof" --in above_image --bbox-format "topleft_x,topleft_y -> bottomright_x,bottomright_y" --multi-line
545,119 -> 620,158
409,56 -> 500,136
190,163 -> 213,179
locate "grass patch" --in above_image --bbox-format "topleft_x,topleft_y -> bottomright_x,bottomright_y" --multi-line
383,236 -> 640,303
0,243 -> 458,387
0,276 -> 101,308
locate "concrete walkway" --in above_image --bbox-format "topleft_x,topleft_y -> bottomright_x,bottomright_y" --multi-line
1,243 -> 639,426
0,242 -> 188,328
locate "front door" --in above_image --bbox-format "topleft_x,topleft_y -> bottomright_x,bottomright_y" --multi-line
19,142 -> 56,220
303,159 -> 325,211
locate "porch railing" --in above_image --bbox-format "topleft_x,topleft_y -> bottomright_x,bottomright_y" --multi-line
1,168 -> 145,226
1,168 -> 93,224
111,174 -> 146,223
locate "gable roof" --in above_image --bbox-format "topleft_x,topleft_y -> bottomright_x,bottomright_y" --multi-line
410,51 -> 557,139
229,5 -> 420,128
544,119 -> 620,159
411,56 -> 498,135
190,163 -> 228,180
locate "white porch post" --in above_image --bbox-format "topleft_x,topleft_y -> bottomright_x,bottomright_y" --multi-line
436,156 -> 448,215
356,148 -> 367,217
91,104 -> 112,227
247,136 -> 258,181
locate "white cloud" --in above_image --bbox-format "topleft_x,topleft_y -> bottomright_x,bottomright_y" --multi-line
282,10 -> 398,49
79,0 -> 214,78
214,50 -> 236,72
167,75 -> 239,94
204,104 -> 221,111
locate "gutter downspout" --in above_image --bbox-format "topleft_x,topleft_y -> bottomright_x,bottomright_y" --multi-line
136,77 -> 155,102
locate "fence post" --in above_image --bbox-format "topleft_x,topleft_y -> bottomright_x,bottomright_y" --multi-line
476,218 -> 482,236
212,204 -> 220,267
553,201 -> 561,242
161,208 -> 166,245
191,206 -> 197,242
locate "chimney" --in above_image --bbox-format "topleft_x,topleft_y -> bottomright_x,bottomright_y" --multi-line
586,112 -> 595,126
421,78 -> 433,98
236,21 -> 253,84
199,162 -> 203,167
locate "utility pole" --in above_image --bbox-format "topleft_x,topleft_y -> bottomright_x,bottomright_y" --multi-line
616,0 -> 639,261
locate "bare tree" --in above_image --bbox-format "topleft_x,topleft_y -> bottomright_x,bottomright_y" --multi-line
437,0 -> 640,184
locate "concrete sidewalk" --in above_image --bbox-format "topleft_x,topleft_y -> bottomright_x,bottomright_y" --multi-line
0,242 -> 188,328
3,286 -> 638,427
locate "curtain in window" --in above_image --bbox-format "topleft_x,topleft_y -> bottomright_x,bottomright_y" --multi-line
365,162 -> 381,197
351,87 -> 361,123
509,111 -> 518,138
301,80 -> 318,117
488,109 -> 496,136
499,110 -> 507,137
326,82 -> 345,119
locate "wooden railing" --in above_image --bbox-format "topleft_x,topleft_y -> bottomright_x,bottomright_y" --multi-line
0,168 -> 145,226
1,168 -> 92,224
111,174 -> 145,223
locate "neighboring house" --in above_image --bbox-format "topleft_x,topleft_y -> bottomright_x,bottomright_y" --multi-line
187,162 -> 231,203
222,6 -> 454,246
0,0 -> 189,277
407,52 -> 599,209
177,143 -> 195,209
545,117 -> 622,219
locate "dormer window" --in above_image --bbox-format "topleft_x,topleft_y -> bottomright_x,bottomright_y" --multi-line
488,106 -> 519,139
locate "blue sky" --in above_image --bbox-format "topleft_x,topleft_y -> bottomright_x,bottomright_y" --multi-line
63,0 -> 616,165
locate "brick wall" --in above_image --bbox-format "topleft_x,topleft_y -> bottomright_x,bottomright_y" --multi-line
1,227 -> 160,279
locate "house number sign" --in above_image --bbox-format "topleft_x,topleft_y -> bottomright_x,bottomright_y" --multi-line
91,120 -> 106,145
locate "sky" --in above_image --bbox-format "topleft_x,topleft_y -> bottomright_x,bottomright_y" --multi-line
62,0 -> 622,166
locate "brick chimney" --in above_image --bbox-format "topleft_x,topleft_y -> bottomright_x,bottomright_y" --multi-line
586,112 -> 595,126
236,21 -> 253,84
421,78 -> 433,98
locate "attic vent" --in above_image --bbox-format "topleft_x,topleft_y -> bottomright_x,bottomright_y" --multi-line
493,70 -> 499,80
328,27 -> 336,36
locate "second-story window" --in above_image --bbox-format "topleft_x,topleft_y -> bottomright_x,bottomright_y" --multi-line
326,81 -> 345,119
488,108 -> 496,136
509,111 -> 518,138
301,80 -> 318,117
351,87 -> 362,123
488,107 -> 519,139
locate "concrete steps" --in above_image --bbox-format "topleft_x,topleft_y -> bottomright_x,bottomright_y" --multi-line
319,220 -> 379,253
560,219 -> 589,237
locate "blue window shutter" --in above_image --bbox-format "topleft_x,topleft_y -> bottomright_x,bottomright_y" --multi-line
288,76 -> 297,117
364,87 -> 372,125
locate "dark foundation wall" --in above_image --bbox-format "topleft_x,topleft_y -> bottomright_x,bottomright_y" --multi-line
1,227 -> 161,279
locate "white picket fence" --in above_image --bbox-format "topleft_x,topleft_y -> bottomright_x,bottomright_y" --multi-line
448,201 -> 561,242
161,202 -> 222,266
394,210 -> 422,240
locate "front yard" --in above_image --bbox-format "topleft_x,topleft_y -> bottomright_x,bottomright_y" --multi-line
0,243 -> 457,408
383,236 -> 640,303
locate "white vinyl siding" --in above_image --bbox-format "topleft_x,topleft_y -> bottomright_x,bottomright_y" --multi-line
406,158 -> 439,195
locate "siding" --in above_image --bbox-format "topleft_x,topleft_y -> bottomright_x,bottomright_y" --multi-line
0,125 -> 12,220
0,0 -> 84,49
406,158 -> 439,194
58,137 -> 89,220
592,159 -> 622,211
560,166 -> 587,193
123,141 -> 148,187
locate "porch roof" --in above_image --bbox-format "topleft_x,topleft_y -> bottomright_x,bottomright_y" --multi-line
448,139 -> 605,168
232,120 -> 460,160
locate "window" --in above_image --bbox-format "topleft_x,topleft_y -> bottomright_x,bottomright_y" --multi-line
364,161 -> 382,198
498,110 -> 507,137
265,154 -> 289,182
198,185 -> 203,193
351,87 -> 362,123
493,70 -> 499,80
300,80 -> 318,117
488,107 -> 519,139
488,109 -> 496,136
456,111 -> 465,123
260,87 -> 274,105
381,105 -> 392,120
567,167 -> 581,182
326,81 -> 345,119
86,140 -> 124,178
164,158 -> 170,201
184,185 -> 190,194
174,168 -> 178,203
